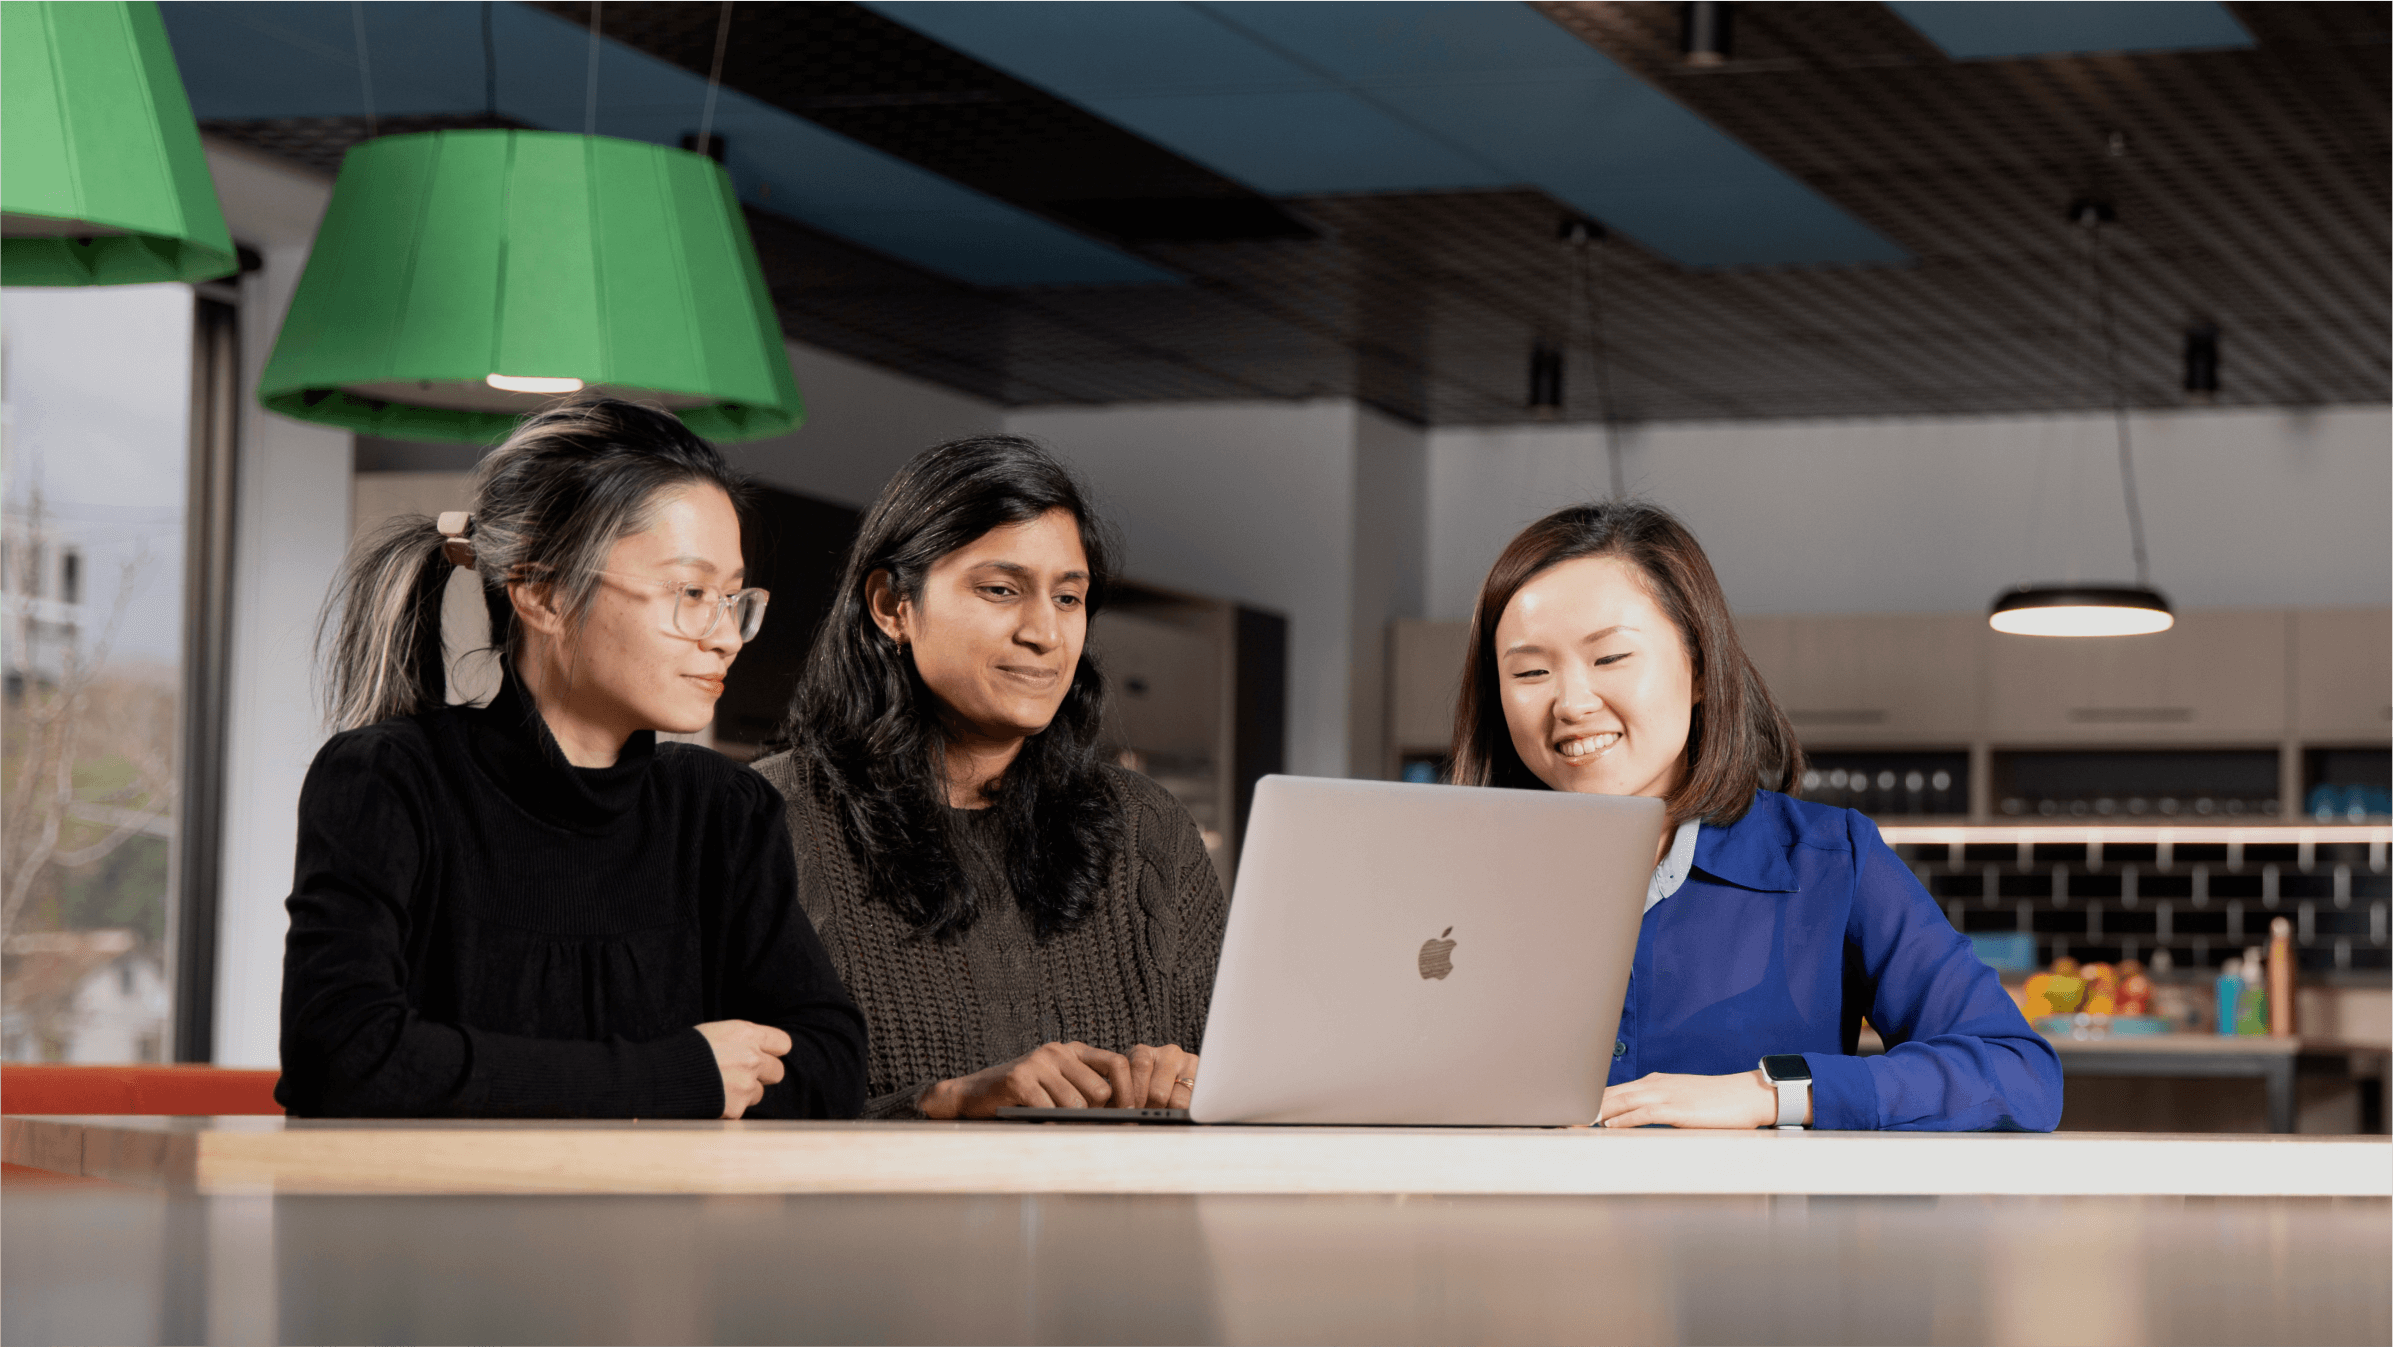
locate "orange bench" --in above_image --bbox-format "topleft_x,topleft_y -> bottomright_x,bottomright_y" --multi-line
1,1063 -> 282,1116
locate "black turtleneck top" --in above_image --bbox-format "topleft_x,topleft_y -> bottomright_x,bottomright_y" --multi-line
274,671 -> 867,1119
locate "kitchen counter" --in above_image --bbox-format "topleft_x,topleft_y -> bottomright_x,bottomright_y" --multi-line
2041,1032 -> 2390,1133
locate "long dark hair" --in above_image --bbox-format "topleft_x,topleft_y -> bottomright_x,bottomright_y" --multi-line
1447,499 -> 1801,826
787,435 -> 1123,940
317,397 -> 746,731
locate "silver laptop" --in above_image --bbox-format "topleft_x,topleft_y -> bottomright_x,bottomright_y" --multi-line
1000,774 -> 1662,1126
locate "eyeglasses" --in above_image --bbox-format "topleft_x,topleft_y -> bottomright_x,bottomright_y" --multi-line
599,573 -> 770,642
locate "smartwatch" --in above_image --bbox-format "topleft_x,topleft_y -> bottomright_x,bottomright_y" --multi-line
1758,1055 -> 1811,1130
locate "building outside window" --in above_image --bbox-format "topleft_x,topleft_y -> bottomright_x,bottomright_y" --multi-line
1,284 -> 193,1063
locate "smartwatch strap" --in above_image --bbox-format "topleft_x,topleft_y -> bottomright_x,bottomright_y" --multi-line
1760,1057 -> 1810,1129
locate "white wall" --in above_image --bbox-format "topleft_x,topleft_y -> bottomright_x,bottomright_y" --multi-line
724,343 -> 1002,507
1004,400 -> 1368,778
1348,409 -> 1427,776
1426,406 -> 2393,621
205,141 -> 350,1067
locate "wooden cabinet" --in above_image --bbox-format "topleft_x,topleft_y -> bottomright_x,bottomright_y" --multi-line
1983,609 -> 2289,744
1385,607 -> 2377,775
2293,608 -> 2392,743
1739,613 -> 1983,746
1388,619 -> 1469,754
1389,613 -> 1985,756
1091,589 -> 1288,889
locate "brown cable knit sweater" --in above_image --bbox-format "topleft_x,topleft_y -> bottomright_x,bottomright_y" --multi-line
751,751 -> 1228,1117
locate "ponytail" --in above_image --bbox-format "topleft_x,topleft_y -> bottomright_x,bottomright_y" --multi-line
314,395 -> 747,733
318,515 -> 459,731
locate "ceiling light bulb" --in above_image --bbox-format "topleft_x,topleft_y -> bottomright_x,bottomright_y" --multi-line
485,373 -> 585,394
1988,585 -> 2175,637
1990,605 -> 2176,637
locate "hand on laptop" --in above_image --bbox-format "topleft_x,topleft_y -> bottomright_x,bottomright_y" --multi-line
1596,1069 -> 1796,1129
919,1041 -> 1203,1117
1125,1043 -> 1200,1109
920,1041 -> 1134,1118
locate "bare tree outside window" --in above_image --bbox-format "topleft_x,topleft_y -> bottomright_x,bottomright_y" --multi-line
1,284 -> 192,1063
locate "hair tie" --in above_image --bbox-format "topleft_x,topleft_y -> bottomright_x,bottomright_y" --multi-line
436,511 -> 477,569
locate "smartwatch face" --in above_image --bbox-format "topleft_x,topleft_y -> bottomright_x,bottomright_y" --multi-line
1761,1054 -> 1811,1083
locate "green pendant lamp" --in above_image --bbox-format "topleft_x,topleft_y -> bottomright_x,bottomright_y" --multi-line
259,129 -> 803,443
1,1 -> 237,286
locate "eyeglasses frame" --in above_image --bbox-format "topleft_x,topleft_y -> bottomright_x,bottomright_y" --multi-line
593,570 -> 770,642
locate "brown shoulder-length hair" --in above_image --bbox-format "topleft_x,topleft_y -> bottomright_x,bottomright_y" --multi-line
1447,500 -> 1802,827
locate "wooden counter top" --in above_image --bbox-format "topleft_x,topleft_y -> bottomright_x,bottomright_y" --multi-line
6,1114 -> 2384,1198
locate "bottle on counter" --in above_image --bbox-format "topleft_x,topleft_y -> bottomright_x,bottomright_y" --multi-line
2268,916 -> 2297,1038
2215,961 -> 2243,1037
2234,947 -> 2270,1036
2151,978 -> 2202,1032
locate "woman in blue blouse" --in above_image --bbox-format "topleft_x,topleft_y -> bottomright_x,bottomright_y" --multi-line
1449,501 -> 2061,1131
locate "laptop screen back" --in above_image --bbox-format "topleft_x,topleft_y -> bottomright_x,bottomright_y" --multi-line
1190,775 -> 1663,1126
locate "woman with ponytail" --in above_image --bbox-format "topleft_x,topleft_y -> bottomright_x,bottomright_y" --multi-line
276,398 -> 865,1119
755,436 -> 1226,1119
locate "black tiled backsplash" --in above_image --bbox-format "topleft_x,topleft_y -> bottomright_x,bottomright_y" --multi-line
1897,837 -> 2392,978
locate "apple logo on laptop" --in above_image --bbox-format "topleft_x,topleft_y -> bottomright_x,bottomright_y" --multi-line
1418,928 -> 1456,980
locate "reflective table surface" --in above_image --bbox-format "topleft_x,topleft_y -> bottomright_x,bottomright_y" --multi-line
7,1173 -> 2385,1346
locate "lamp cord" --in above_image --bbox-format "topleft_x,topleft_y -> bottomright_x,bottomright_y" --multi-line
351,1 -> 377,140
584,2 -> 603,137
482,2 -> 497,123
696,2 -> 735,159
2085,214 -> 2153,588
1571,227 -> 1625,499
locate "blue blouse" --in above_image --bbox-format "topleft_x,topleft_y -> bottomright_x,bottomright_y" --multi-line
1608,790 -> 2063,1131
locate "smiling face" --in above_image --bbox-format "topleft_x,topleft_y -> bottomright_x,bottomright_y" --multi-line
1492,554 -> 1699,800
513,483 -> 748,753
870,507 -> 1091,749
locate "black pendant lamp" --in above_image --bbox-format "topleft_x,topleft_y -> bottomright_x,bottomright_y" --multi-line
1989,200 -> 2174,638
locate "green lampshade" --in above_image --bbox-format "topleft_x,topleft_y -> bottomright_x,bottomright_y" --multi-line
259,129 -> 803,443
1,1 -> 236,286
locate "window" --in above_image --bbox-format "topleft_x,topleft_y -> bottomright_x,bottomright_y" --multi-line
1,284 -> 194,1063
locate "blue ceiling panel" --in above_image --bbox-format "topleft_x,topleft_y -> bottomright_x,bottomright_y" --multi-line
864,1 -> 1307,98
861,2 -> 1509,195
157,2 -> 1176,287
1886,2 -> 2252,60
1213,0 -> 1607,82
870,0 -> 1908,269
1077,90 -> 1511,196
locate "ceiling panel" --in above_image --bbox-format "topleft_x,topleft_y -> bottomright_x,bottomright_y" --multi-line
191,2 -> 2388,426
162,0 -> 1178,286
870,0 -> 1906,267
1885,2 -> 2253,61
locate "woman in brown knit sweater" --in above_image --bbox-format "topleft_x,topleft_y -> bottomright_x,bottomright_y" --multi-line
753,436 -> 1226,1119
